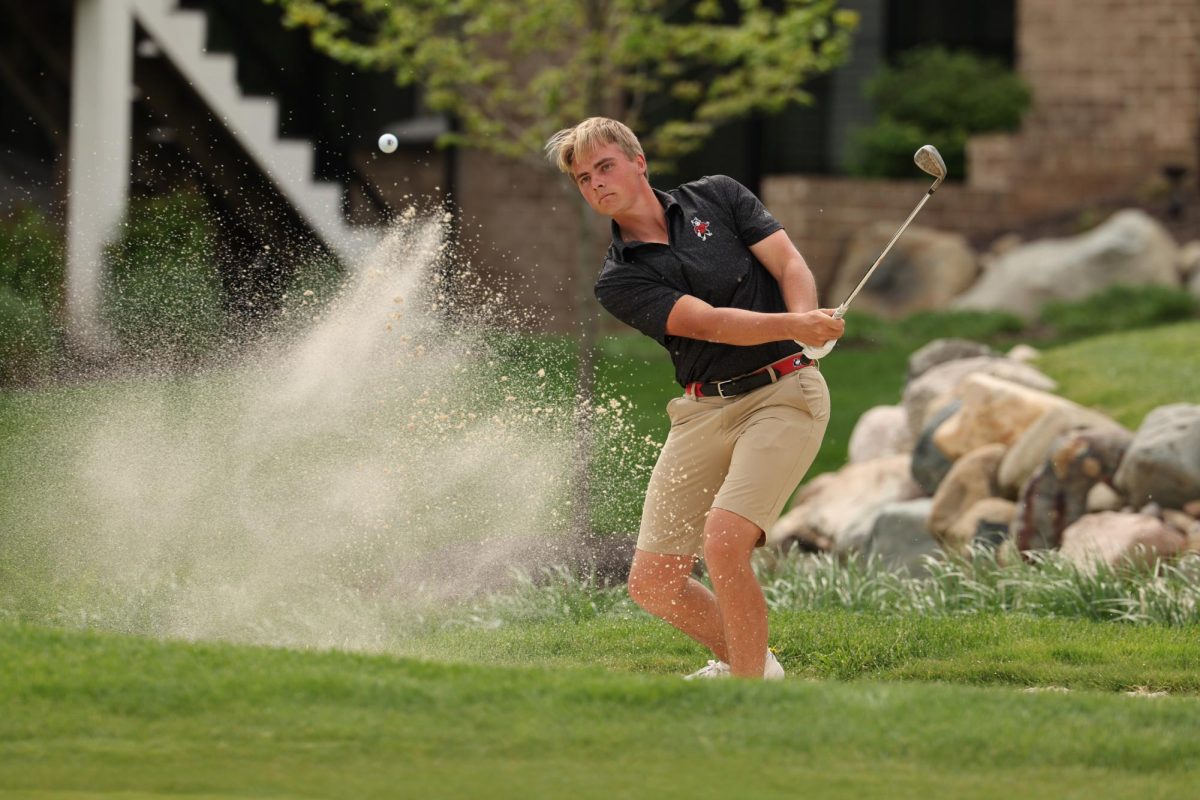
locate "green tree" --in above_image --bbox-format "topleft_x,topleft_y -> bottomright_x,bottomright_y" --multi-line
264,0 -> 858,539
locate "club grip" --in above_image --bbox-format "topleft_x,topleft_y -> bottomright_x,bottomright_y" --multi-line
797,305 -> 846,360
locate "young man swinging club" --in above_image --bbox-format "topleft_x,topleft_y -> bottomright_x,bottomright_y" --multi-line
545,117 -> 844,680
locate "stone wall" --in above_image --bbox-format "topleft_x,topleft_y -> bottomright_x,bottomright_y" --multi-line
760,177 -> 1014,301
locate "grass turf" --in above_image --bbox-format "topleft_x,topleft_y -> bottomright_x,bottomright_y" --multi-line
2,618 -> 1199,799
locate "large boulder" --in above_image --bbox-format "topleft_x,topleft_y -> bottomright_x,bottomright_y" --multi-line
1113,404 -> 1200,509
997,404 -> 1129,494
929,443 -> 1007,542
902,356 -> 1057,438
829,224 -> 979,319
952,209 -> 1180,319
1178,241 -> 1200,282
1059,512 -> 1186,571
933,373 -> 1074,461
945,497 -> 1016,552
906,338 -> 997,382
1010,429 -> 1133,551
911,400 -> 961,495
863,498 -> 940,575
770,454 -> 923,553
848,405 -> 914,463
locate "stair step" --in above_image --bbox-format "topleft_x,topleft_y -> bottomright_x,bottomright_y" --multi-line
129,0 -> 379,263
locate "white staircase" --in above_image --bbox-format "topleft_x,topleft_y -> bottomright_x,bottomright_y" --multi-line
129,0 -> 379,264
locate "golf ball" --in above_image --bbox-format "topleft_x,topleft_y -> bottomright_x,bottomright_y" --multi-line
378,133 -> 398,154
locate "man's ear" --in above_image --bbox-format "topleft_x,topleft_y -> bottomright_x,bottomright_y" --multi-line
636,154 -> 648,177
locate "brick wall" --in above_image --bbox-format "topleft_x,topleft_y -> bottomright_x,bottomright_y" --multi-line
975,0 -> 1200,213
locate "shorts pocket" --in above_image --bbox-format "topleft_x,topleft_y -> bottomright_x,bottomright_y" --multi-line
792,369 -> 830,421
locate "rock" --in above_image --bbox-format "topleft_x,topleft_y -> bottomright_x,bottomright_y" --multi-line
902,356 -> 1057,438
988,232 -> 1023,259
1178,241 -> 1200,281
911,400 -> 961,495
952,209 -> 1180,319
1010,429 -> 1133,551
929,444 -> 1007,541
848,405 -> 914,463
1006,344 -> 1040,364
1059,512 -> 1186,571
907,339 -> 996,382
829,224 -> 979,319
1113,404 -> 1200,509
770,454 -> 923,553
863,498 -> 940,575
945,498 -> 1016,552
1162,509 -> 1199,537
1086,482 -> 1125,513
1186,500 -> 1200,518
933,373 -> 1074,461
997,405 -> 1129,493
1189,268 -> 1200,301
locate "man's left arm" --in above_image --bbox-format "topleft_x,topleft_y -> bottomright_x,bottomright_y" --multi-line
749,229 -> 820,313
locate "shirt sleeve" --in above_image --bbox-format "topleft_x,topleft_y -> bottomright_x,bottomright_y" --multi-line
710,174 -> 784,246
594,262 -> 685,342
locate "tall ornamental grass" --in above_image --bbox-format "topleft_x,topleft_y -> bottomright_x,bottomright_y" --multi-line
459,549 -> 1200,628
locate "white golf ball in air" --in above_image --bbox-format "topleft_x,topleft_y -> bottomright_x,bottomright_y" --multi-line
378,133 -> 398,154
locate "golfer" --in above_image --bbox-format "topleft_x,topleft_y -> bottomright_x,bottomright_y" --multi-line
545,118 -> 843,680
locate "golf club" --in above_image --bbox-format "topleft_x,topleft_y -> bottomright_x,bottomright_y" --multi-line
799,144 -> 947,360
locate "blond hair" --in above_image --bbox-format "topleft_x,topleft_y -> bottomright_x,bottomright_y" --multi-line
544,117 -> 645,179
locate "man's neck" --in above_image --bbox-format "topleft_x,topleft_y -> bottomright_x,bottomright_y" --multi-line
613,183 -> 669,245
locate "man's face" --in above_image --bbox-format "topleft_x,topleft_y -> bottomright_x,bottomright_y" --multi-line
571,142 -> 646,217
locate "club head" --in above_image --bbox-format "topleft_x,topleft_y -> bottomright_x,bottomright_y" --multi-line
914,145 -> 947,189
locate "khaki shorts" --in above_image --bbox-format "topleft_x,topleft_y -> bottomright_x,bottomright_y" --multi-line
638,364 -> 830,557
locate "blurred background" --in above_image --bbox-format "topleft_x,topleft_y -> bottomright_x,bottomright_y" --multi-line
3,0 -> 1196,364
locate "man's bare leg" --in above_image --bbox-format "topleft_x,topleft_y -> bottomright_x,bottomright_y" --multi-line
627,548 -> 728,662
703,508 -> 768,678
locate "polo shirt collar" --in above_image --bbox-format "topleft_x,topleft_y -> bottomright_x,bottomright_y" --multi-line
610,188 -> 680,260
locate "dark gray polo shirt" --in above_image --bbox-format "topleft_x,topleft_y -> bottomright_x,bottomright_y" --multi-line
593,174 -> 797,387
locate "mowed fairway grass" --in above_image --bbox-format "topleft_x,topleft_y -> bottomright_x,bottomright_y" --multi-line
3,615 -> 1200,800
4,316 -> 1200,798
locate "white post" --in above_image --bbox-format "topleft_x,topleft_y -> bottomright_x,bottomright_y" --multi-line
66,0 -> 133,352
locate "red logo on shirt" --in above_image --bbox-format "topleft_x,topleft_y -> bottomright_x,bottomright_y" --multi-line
691,217 -> 713,241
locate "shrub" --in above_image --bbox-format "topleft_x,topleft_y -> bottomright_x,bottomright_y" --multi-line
0,207 -> 66,385
0,287 -> 60,385
848,46 -> 1032,179
102,192 -> 229,363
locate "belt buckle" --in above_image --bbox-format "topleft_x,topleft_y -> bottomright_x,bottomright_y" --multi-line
715,378 -> 736,398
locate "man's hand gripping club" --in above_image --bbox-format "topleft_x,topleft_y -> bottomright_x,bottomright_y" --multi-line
793,309 -> 845,359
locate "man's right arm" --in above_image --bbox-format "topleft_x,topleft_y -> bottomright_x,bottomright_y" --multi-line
665,294 -> 845,347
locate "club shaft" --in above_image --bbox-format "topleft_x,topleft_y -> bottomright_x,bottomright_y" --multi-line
836,186 -> 937,316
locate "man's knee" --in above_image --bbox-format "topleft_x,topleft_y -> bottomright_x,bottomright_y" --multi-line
703,509 -> 762,576
627,552 -> 691,610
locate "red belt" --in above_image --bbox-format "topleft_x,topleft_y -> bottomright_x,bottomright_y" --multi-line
685,352 -> 813,399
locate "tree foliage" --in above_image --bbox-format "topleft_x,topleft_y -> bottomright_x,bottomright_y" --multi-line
265,0 -> 858,164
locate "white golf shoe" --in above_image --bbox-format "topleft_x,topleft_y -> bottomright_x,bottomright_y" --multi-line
684,650 -> 785,680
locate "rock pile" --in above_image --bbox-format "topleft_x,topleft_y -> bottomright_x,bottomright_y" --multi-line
769,339 -> 1200,573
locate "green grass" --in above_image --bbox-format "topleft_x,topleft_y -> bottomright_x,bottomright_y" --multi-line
2,619 -> 1199,799
407,607 -> 1200,692
1036,320 -> 1200,429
